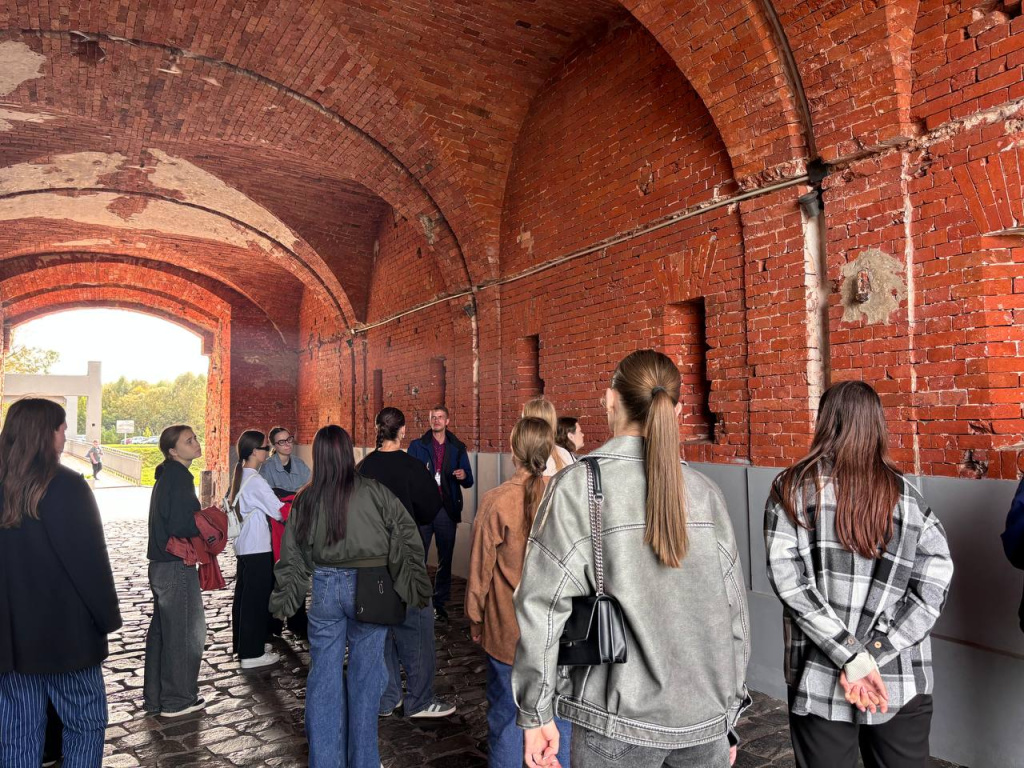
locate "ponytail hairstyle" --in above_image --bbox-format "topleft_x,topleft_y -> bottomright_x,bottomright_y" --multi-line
511,417 -> 553,536
610,349 -> 687,567
292,425 -> 356,546
772,380 -> 901,558
229,430 -> 266,507
0,398 -> 65,529
374,407 -> 406,450
556,416 -> 579,454
522,398 -> 564,470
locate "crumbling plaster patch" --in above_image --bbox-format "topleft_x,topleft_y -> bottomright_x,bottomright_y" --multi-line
0,152 -> 125,193
839,248 -> 907,324
0,150 -> 303,252
0,42 -> 46,97
145,149 -> 301,249
0,107 -> 53,132
0,192 -> 264,251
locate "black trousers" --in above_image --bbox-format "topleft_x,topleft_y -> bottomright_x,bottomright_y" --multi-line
789,694 -> 933,768
232,552 -> 275,659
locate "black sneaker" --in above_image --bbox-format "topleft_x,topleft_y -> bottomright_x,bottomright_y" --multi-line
433,606 -> 449,624
161,696 -> 208,718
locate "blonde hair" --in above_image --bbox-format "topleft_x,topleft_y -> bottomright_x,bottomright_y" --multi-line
522,398 -> 563,470
511,417 -> 553,535
611,350 -> 687,567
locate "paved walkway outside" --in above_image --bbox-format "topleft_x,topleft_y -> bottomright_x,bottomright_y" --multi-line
61,453 -> 137,489
92,490 -> 961,768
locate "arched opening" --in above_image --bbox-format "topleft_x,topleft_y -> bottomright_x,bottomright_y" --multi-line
3,308 -> 217,498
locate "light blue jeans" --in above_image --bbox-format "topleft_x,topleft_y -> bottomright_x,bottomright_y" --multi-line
487,655 -> 571,768
379,604 -> 436,716
307,567 -> 388,768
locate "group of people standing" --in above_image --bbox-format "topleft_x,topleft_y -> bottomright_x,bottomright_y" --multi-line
0,347 -> 966,768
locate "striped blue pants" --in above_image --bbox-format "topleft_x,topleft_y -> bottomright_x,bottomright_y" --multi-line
0,665 -> 107,768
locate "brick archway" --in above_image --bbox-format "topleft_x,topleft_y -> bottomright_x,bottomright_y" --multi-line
0,263 -> 232,480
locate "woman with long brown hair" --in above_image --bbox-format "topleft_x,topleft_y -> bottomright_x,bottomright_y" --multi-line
765,380 -> 953,768
467,417 -> 572,768
513,350 -> 750,768
0,399 -> 121,765
270,425 -> 430,768
228,429 -> 285,669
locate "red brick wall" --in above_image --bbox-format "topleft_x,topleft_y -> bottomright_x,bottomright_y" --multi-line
5,3 -> 1024,480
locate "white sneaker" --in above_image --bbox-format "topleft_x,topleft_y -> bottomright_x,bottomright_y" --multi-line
408,697 -> 456,719
240,651 -> 280,669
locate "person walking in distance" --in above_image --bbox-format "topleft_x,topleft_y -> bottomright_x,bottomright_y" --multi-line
144,424 -> 208,717
228,430 -> 285,669
86,440 -> 103,480
0,399 -> 122,767
765,381 -> 954,768
468,417 -> 572,768
408,405 -> 474,623
513,350 -> 750,768
270,425 -> 431,768
358,407 -> 456,720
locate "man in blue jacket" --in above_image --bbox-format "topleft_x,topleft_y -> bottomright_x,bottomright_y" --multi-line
408,405 -> 474,623
1003,478 -> 1024,632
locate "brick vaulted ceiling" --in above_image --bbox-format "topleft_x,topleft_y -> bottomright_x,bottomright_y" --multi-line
0,0 -> 818,333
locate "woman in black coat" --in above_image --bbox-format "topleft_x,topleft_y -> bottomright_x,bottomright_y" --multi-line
0,398 -> 121,767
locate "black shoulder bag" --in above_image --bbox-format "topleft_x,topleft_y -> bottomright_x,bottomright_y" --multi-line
355,565 -> 406,625
557,457 -> 628,666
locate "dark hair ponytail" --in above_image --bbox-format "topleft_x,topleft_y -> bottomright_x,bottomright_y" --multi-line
374,407 -> 406,450
229,430 -> 266,506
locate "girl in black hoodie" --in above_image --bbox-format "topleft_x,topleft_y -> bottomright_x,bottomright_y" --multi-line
143,425 -> 208,717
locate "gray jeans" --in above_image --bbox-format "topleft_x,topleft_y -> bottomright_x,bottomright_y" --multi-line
572,728 -> 731,768
143,560 -> 206,714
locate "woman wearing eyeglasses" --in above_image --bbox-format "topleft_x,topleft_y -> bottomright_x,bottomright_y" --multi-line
260,427 -> 311,494
261,427 -> 313,639
228,430 -> 285,669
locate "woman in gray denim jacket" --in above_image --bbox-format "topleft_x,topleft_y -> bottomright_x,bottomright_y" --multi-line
512,350 -> 751,768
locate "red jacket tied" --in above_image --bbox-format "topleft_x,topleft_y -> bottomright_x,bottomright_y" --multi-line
166,505 -> 229,590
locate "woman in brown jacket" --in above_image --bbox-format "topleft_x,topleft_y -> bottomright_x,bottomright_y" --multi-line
467,417 -> 571,768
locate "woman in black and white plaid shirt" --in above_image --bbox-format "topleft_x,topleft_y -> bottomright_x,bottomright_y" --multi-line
764,380 -> 954,768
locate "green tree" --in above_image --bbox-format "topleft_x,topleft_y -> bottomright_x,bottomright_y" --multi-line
3,345 -> 59,374
101,374 -> 207,443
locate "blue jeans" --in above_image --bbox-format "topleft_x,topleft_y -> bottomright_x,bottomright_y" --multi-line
379,604 -> 436,715
487,655 -> 571,768
0,666 -> 107,768
419,510 -> 457,610
307,567 -> 388,768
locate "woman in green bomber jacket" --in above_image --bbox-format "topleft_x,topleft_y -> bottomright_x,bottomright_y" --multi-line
270,425 -> 431,768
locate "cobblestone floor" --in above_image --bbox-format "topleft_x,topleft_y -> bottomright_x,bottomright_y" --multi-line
98,516 -> 961,767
